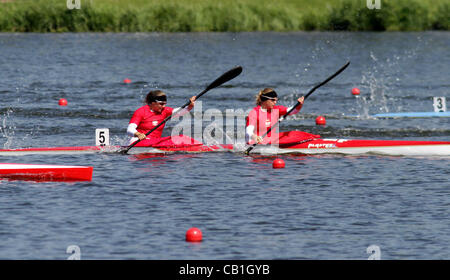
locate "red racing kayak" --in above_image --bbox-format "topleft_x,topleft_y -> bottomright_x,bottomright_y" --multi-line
0,163 -> 93,182
1,132 -> 449,156
264,138 -> 450,156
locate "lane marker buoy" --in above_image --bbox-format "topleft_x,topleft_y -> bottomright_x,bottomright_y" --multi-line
186,227 -> 202,242
59,98 -> 68,106
272,158 -> 285,169
352,88 -> 360,96
316,116 -> 326,125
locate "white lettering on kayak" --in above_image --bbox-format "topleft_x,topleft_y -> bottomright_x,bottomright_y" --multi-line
307,143 -> 337,149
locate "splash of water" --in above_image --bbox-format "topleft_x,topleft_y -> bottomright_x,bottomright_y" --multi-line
0,108 -> 16,149
355,52 -> 393,119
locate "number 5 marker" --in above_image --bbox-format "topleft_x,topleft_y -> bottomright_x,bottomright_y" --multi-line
96,128 -> 110,146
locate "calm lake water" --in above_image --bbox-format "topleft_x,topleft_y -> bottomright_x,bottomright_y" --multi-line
0,32 -> 449,259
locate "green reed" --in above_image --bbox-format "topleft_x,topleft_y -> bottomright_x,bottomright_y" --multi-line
0,0 -> 448,32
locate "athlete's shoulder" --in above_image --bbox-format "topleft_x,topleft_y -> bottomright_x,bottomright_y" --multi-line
135,105 -> 149,113
130,105 -> 149,124
250,106 -> 261,112
274,105 -> 288,114
247,106 -> 261,116
131,105 -> 149,116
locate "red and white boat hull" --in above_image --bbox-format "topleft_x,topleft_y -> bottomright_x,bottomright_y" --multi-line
0,139 -> 449,157
0,146 -> 113,156
0,163 -> 93,182
264,139 -> 450,156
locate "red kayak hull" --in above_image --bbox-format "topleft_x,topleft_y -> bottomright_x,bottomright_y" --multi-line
0,145 -> 121,156
272,138 -> 450,156
0,163 -> 93,182
0,137 -> 449,156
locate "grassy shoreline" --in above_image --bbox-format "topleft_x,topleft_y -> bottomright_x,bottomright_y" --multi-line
0,0 -> 448,32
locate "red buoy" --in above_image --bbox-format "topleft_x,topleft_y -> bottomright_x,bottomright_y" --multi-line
58,98 -> 68,106
186,227 -> 202,242
272,158 -> 285,169
123,78 -> 131,84
315,116 -> 326,125
351,87 -> 360,96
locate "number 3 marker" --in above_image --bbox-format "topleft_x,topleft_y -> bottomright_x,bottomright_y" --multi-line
433,97 -> 447,112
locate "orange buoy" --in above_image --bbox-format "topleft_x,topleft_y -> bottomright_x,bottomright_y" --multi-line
315,116 -> 326,125
186,227 -> 202,242
351,87 -> 360,96
58,98 -> 68,106
272,158 -> 285,169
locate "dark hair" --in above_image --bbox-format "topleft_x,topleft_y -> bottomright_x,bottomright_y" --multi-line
145,90 -> 167,104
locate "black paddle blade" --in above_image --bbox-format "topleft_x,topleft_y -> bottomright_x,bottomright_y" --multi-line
304,61 -> 350,100
204,66 -> 243,92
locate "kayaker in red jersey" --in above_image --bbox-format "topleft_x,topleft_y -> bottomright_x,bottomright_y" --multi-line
127,90 -> 196,144
246,88 -> 305,144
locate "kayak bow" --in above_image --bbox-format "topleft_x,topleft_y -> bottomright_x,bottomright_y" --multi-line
0,163 -> 93,182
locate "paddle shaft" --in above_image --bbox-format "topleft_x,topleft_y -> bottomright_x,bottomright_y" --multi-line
245,61 -> 350,154
122,66 -> 243,154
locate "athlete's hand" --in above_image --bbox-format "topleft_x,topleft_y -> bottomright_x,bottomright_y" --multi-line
188,96 -> 196,110
296,96 -> 304,109
135,132 -> 147,140
252,135 -> 263,144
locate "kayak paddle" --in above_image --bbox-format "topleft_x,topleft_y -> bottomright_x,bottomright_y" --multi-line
245,61 -> 350,155
121,66 -> 243,154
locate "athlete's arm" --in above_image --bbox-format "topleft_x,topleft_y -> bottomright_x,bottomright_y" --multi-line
127,123 -> 137,137
286,96 -> 304,116
172,96 -> 196,118
127,123 -> 146,140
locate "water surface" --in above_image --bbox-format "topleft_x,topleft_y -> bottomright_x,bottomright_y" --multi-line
0,32 -> 449,259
